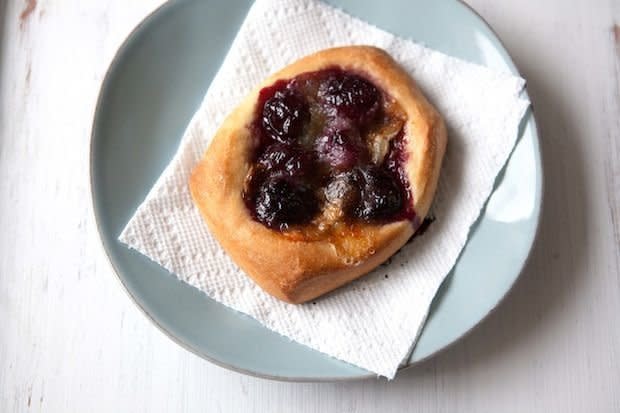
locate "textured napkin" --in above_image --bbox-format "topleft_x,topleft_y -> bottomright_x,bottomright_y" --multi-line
119,0 -> 529,378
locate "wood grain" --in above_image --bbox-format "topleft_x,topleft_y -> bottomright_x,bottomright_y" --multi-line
0,0 -> 619,411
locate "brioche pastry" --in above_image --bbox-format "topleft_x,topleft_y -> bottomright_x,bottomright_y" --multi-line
190,46 -> 446,303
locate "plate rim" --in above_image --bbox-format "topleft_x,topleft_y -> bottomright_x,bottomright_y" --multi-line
90,0 -> 543,382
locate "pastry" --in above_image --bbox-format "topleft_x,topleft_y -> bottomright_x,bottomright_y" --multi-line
190,46 -> 446,304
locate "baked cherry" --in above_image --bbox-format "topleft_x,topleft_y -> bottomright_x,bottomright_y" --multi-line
383,132 -> 406,175
257,143 -> 314,179
254,176 -> 319,230
353,166 -> 403,220
319,73 -> 380,124
314,129 -> 366,172
246,67 -> 411,231
261,90 -> 309,143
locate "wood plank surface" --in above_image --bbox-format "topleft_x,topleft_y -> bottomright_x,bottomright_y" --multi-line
0,0 -> 618,411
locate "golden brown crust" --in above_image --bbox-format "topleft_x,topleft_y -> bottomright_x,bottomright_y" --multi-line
189,46 -> 447,304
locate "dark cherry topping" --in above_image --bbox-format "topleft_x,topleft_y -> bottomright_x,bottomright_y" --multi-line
383,130 -> 415,218
318,72 -> 380,125
256,143 -> 314,179
244,68 -> 414,232
261,89 -> 309,143
315,129 -> 367,172
254,176 -> 319,230
353,166 -> 403,220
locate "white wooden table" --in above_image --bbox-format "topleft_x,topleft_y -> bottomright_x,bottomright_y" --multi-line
1,0 -> 619,411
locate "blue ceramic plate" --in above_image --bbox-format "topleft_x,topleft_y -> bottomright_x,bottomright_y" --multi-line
91,0 -> 541,381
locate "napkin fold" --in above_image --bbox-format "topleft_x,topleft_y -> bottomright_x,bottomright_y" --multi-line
119,0 -> 529,378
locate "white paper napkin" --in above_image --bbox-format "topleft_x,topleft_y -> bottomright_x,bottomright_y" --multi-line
119,0 -> 530,378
